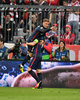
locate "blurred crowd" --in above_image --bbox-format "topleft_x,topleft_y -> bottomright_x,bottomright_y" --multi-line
0,0 -> 80,61
0,37 -> 70,61
0,0 -> 68,5
0,0 -> 80,5
0,0 -> 80,44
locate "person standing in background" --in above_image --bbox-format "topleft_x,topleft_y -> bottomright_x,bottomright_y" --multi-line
67,0 -> 80,44
60,25 -> 75,44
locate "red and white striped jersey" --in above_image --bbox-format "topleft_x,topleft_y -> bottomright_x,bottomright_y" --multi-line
9,0 -> 18,21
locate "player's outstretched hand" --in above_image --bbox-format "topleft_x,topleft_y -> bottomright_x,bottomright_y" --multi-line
26,42 -> 28,45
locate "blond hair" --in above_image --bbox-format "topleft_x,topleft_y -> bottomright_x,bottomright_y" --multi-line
43,18 -> 49,22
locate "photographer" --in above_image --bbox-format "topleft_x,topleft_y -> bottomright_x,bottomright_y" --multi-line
8,39 -> 28,60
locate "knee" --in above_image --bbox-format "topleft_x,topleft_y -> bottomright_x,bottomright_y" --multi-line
29,52 -> 33,57
27,67 -> 32,72
36,69 -> 41,73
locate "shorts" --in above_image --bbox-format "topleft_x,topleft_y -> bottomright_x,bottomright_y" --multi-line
28,46 -> 34,53
28,56 -> 41,70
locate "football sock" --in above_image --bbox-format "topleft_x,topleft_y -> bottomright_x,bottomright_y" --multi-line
29,70 -> 40,83
37,73 -> 42,81
22,55 -> 30,66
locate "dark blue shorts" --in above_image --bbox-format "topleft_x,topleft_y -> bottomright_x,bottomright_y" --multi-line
28,46 -> 33,52
28,56 -> 41,70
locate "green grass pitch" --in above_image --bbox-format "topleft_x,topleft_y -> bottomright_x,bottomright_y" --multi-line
0,87 -> 80,100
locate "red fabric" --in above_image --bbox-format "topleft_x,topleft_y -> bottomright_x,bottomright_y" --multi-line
24,12 -> 28,19
46,0 -> 59,5
46,32 -> 48,36
25,0 -> 30,4
49,54 -> 53,60
53,34 -> 58,37
44,42 -> 53,60
66,25 -> 71,30
10,0 -> 12,3
72,1 -> 79,6
44,43 -> 53,53
60,32 -> 75,44
53,24 -> 58,27
78,0 -> 80,2
9,1 -> 18,20
78,0 -> 80,22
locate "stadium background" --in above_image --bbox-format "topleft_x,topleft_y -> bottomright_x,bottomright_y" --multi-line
0,0 -> 80,88
0,1 -> 80,100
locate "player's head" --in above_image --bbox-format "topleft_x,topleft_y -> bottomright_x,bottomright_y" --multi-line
43,18 -> 49,28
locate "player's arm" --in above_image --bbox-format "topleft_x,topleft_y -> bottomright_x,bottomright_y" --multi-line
39,27 -> 50,33
26,39 -> 38,46
39,26 -> 54,33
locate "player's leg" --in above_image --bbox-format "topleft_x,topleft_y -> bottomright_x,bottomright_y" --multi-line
36,61 -> 42,88
28,57 -> 41,89
19,52 -> 32,73
36,69 -> 42,88
32,59 -> 42,89
27,67 -> 40,83
36,69 -> 42,82
22,52 -> 32,65
19,55 -> 31,73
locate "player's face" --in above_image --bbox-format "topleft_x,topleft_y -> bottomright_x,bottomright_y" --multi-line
43,21 -> 49,28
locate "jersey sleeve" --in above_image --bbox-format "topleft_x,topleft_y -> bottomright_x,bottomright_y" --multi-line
39,26 -> 51,33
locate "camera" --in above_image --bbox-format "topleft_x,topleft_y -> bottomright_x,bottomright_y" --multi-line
8,39 -> 21,59
13,40 -> 22,59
